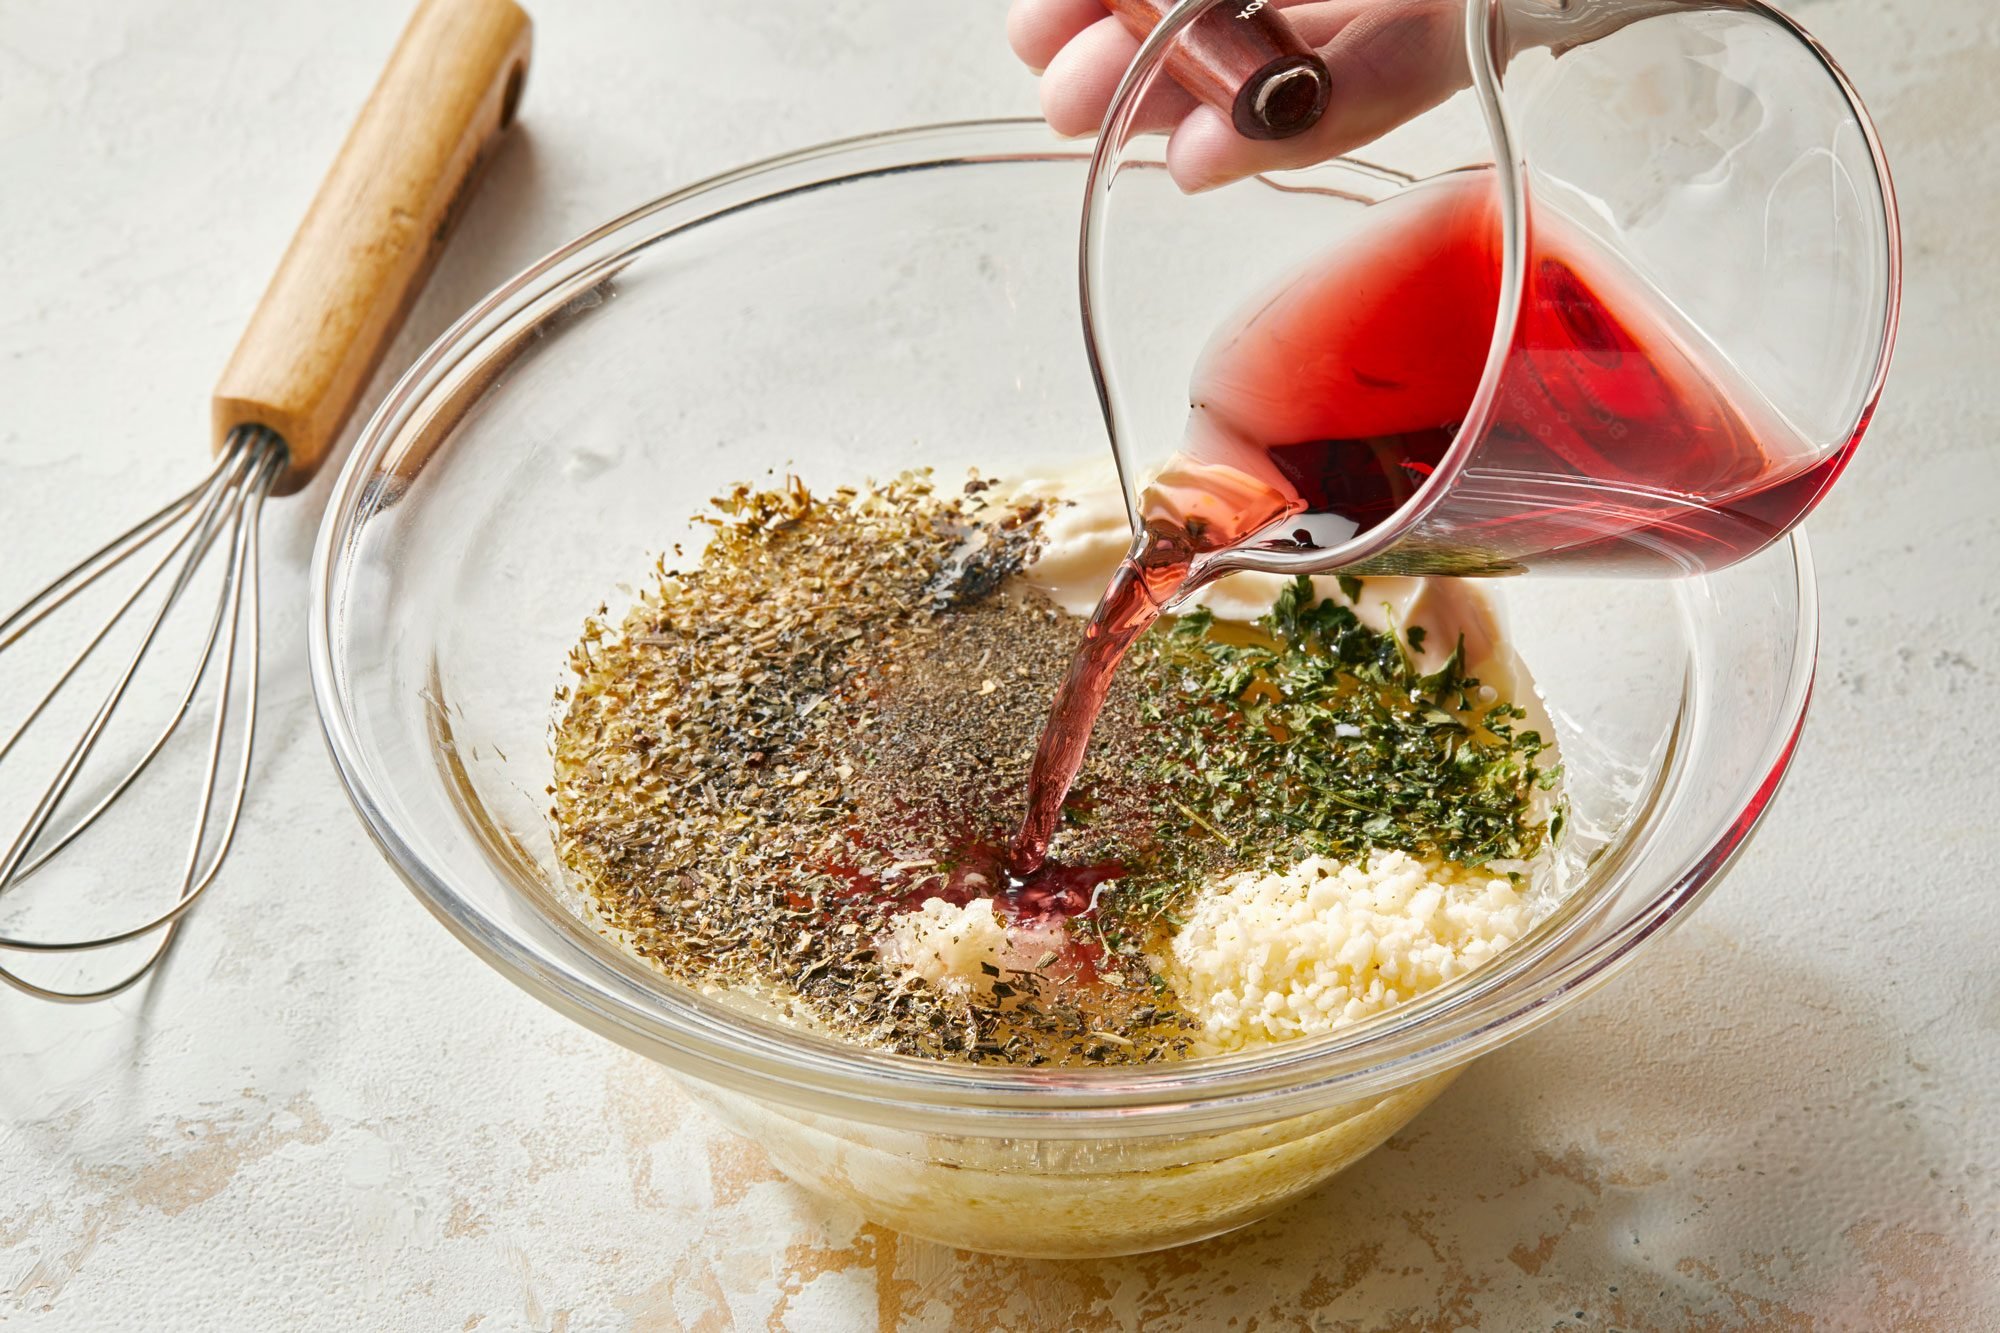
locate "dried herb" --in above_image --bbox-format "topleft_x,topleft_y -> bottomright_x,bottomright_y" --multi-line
551,474 -> 1197,1064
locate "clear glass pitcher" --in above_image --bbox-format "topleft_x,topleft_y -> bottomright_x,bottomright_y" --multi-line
1083,0 -> 1901,580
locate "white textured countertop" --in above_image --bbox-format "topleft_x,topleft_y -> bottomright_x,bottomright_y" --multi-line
3,1 -> 1996,1327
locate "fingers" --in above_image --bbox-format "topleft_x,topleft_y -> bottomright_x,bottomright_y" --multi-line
1011,0 -> 1477,192
1008,0 -> 1113,73
1007,0 -> 1327,72
1039,15 -> 1142,136
1164,1 -> 1472,191
1040,14 -> 1195,138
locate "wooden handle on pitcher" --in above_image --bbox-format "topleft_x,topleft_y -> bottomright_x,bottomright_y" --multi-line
1105,0 -> 1328,141
212,0 -> 531,494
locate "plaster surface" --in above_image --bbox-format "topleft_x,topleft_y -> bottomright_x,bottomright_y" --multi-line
2,1 -> 1996,1328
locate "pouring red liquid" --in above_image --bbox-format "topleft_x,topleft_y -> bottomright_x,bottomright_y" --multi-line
1010,168 -> 1852,874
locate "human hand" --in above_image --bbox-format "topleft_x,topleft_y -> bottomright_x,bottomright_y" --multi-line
1007,0 -> 1472,192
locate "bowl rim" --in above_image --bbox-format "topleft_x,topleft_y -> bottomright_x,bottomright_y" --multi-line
309,118 -> 1820,1135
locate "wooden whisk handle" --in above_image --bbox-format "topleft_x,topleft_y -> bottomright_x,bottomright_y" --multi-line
212,0 -> 531,495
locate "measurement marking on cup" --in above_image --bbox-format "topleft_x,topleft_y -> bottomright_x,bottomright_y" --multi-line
1236,0 -> 1270,16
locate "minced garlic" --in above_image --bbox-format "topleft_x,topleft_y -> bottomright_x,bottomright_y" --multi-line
886,898 -> 1072,998
1162,850 -> 1530,1055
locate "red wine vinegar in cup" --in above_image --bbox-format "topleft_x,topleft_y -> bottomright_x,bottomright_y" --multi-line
1011,168 -> 1842,873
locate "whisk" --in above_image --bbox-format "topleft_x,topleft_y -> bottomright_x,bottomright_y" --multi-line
0,0 -> 532,1002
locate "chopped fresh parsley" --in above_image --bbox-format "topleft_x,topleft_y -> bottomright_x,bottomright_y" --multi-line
1133,576 -> 1557,888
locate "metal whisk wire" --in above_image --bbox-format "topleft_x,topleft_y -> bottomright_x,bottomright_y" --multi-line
0,427 -> 285,1001
0,0 -> 529,1004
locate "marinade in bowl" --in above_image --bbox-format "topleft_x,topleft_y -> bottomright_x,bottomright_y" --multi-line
311,121 -> 1815,1257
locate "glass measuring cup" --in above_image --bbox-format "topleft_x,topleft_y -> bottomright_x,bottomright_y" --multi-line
1082,0 -> 1902,581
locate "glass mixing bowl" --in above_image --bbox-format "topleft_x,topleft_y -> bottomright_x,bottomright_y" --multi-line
309,120 -> 1817,1259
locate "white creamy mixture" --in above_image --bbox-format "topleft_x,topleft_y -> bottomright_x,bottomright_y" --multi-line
1011,465 -> 1515,690
888,467 -> 1556,1053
